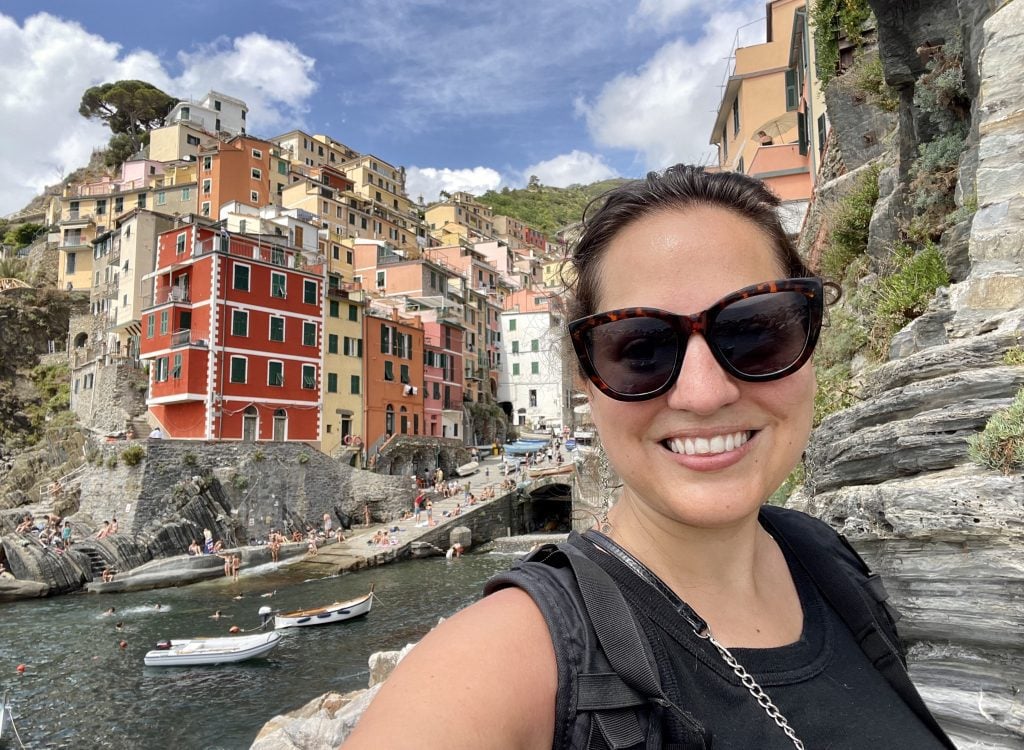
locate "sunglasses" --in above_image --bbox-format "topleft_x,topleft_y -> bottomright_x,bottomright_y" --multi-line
568,278 -> 824,402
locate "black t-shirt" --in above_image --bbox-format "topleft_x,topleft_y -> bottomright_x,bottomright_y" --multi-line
603,543 -> 948,749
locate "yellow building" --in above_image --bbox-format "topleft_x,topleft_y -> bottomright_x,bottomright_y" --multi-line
709,0 -> 814,229
425,192 -> 495,245
148,121 -> 216,163
341,154 -> 423,252
322,281 -> 367,457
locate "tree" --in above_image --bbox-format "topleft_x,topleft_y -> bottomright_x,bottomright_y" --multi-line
79,80 -> 176,164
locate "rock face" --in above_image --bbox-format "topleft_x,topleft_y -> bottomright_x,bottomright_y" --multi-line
805,2 -> 1024,747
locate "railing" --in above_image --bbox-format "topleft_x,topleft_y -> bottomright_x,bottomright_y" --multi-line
196,237 -> 309,270
61,212 -> 94,225
170,328 -> 209,347
146,286 -> 191,306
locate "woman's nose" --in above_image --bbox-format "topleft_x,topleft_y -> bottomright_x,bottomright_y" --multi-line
664,334 -> 741,414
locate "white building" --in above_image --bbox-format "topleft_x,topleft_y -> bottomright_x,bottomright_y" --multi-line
497,290 -> 569,431
165,91 -> 248,138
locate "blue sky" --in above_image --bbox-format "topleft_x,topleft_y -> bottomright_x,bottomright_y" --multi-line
0,0 -> 767,215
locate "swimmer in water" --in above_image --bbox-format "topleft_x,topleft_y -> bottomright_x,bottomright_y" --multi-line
103,607 -> 116,616
210,610 -> 223,620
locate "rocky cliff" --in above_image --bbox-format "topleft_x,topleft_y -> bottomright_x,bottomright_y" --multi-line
794,1 -> 1024,746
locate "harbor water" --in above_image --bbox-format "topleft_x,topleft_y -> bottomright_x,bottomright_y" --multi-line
0,551 -> 518,749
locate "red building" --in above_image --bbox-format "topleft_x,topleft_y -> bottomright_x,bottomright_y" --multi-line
423,320 -> 464,438
139,220 -> 324,441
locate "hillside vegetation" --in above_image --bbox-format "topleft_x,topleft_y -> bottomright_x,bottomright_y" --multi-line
476,178 -> 631,235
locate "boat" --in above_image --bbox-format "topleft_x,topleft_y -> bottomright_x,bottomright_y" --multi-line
274,588 -> 374,630
143,631 -> 282,667
528,465 -> 575,479
455,460 -> 479,477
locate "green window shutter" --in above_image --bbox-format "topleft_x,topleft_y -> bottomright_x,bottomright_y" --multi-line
785,69 -> 799,111
328,334 -> 338,354
797,111 -> 808,156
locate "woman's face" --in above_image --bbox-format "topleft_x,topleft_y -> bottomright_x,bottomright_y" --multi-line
586,205 -> 815,530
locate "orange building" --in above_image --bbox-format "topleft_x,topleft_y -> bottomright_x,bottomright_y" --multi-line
139,220 -> 324,441
197,135 -> 290,219
362,308 -> 424,449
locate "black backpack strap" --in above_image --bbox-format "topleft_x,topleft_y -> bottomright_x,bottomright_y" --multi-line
760,506 -> 956,749
487,539 -> 704,749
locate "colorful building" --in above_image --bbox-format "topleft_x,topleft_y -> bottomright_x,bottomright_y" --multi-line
362,307 -> 425,449
196,135 -> 290,219
139,220 -> 324,441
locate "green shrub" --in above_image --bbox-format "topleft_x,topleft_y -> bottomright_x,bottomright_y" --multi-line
297,452 -> 310,464
812,0 -> 873,85
1003,346 -> 1024,366
849,51 -> 898,112
968,387 -> 1024,474
816,308 -> 869,368
182,451 -> 198,467
815,364 -> 857,425
867,243 -> 949,359
231,474 -> 249,490
253,448 -> 265,462
121,444 -> 145,467
106,455 -> 119,469
819,165 -> 880,282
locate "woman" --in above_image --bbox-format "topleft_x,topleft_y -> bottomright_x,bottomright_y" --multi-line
343,166 -> 953,749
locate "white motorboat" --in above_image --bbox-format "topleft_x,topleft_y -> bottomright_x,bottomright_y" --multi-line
143,630 -> 282,667
274,589 -> 373,630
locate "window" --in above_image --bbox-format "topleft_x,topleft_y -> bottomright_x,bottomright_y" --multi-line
186,134 -> 200,146
375,270 -> 386,288
159,310 -> 169,335
203,155 -> 212,170
251,168 -> 262,180
531,339 -> 539,352
215,118 -> 221,131
531,361 -> 539,375
66,252 -> 76,274
230,356 -> 247,383
233,263 -> 250,291
384,361 -> 394,381
171,353 -> 182,379
400,364 -> 409,384
252,148 -> 262,159
344,337 -> 362,357
509,319 -> 516,331
329,300 -> 339,318
529,389 -> 538,407
732,97 -> 740,136
302,321 -> 317,347
350,375 -> 360,394
380,324 -> 391,353
114,196 -> 124,214
512,340 -> 519,354
201,201 -> 211,217
214,100 -> 222,111
348,304 -> 358,322
271,272 -> 286,298
268,361 -> 284,386
175,233 -> 186,254
250,191 -> 259,203
146,314 -> 154,338
180,188 -> 190,201
157,191 -> 167,205
785,68 -> 799,111
328,333 -> 338,354
303,279 -> 317,304
231,309 -> 248,336
154,357 -> 168,382
327,373 -> 338,393
512,363 -> 520,376
269,316 -> 285,342
202,178 -> 212,194
302,364 -> 316,389
277,161 -> 287,175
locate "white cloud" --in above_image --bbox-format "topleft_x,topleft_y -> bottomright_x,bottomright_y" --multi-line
0,13 -> 317,216
523,151 -> 617,188
405,166 -> 503,204
577,5 -> 763,171
629,0 -> 705,30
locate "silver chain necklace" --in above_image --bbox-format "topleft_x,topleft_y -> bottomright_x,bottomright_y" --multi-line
584,529 -> 806,749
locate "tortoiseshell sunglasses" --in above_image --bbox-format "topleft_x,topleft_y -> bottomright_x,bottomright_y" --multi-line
568,278 -> 824,402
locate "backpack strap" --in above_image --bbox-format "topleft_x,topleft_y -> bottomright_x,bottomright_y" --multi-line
759,505 -> 956,749
487,539 -> 705,749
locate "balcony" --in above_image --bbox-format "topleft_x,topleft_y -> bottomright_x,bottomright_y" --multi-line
60,212 -> 95,226
145,286 -> 191,307
170,329 -> 209,348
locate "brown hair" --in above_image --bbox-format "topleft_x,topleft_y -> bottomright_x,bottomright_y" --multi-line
566,164 -> 813,324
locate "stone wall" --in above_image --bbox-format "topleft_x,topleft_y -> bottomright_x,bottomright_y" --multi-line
70,360 -> 148,434
413,490 -> 523,551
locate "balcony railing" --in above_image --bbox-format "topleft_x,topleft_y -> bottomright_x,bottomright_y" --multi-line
60,212 -> 95,225
145,286 -> 191,307
170,329 -> 209,348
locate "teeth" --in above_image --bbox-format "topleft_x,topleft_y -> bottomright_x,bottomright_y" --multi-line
667,431 -> 749,456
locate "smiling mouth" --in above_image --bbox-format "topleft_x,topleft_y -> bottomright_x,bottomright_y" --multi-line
662,431 -> 752,456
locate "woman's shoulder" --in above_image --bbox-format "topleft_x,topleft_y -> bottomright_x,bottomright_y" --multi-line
343,588 -> 557,749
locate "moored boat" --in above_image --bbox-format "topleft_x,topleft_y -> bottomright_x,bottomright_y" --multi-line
527,465 -> 574,479
143,631 -> 282,667
455,460 -> 479,477
274,588 -> 373,630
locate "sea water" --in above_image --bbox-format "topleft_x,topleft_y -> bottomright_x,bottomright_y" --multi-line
0,552 -> 518,749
